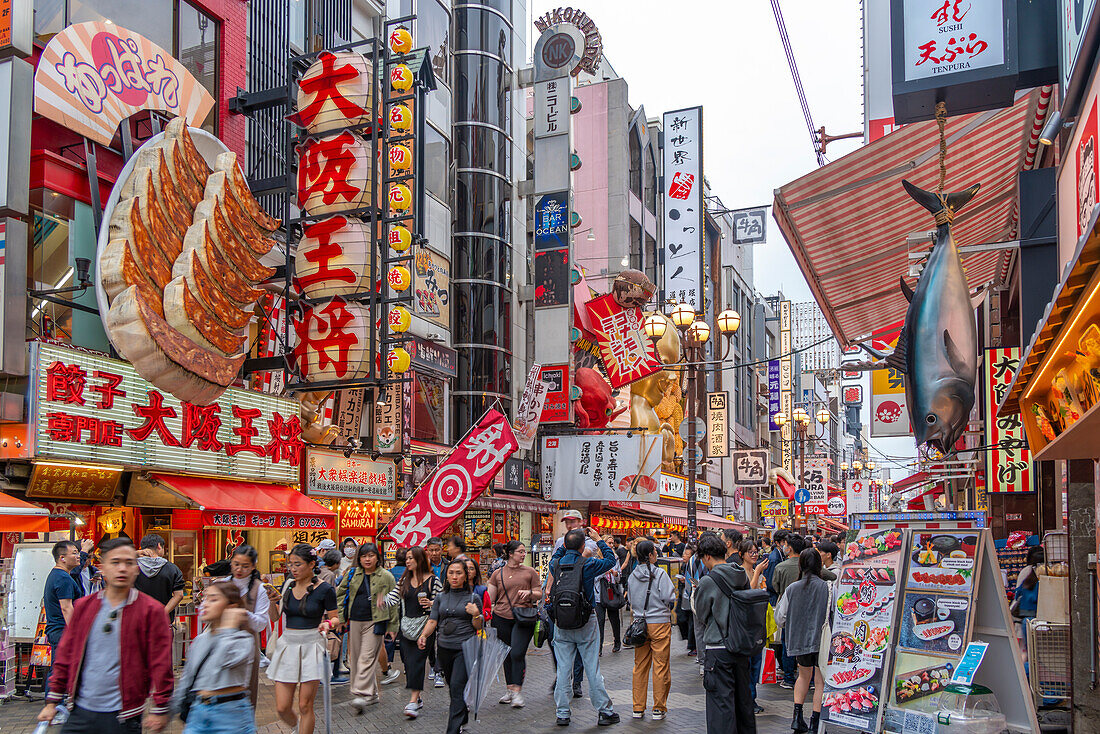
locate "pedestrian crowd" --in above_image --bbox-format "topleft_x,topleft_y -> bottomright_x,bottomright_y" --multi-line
36,516 -> 847,734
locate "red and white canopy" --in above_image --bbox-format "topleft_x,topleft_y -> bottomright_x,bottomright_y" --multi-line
773,89 -> 1050,345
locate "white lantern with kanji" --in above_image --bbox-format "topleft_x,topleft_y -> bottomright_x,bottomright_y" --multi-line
294,215 -> 376,299
297,131 -> 374,216
291,298 -> 372,383
295,51 -> 374,136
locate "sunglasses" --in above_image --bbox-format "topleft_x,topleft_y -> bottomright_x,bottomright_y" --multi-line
103,609 -> 119,634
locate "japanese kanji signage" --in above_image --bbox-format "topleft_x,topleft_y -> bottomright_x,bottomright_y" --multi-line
535,78 -> 567,138
514,364 -> 551,450
407,335 -> 457,377
584,293 -> 661,388
203,510 -> 334,531
661,106 -> 703,310
386,409 -> 518,547
658,472 -> 711,505
843,385 -> 864,406
27,462 -> 121,502
33,22 -> 215,146
707,392 -> 729,458
304,447 -> 395,500
768,360 -> 782,432
291,297 -> 373,383
540,434 -> 662,501
413,246 -> 450,331
538,364 -> 571,423
732,449 -> 769,488
984,347 -> 1031,492
799,456 -> 829,514
760,498 -> 790,518
374,384 -> 403,454
779,300 -> 794,475
731,208 -> 767,245
30,342 -> 302,482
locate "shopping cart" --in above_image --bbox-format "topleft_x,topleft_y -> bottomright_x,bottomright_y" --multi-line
1026,619 -> 1071,701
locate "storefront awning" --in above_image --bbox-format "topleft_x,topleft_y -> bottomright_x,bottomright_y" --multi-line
636,502 -> 740,530
469,494 -> 557,514
818,516 -> 849,533
773,89 -> 1046,345
0,492 -> 49,533
148,474 -> 335,530
891,471 -> 934,493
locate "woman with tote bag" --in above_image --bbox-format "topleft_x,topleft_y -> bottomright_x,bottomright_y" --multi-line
624,540 -> 677,720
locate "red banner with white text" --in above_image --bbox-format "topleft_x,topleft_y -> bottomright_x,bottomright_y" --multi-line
386,409 -> 518,546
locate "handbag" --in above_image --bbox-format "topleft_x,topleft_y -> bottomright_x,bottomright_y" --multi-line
501,567 -> 538,627
326,631 -> 342,661
603,575 -> 627,610
622,565 -> 654,647
179,646 -> 216,723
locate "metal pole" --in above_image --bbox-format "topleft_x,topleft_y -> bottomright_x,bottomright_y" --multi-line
686,342 -> 698,540
799,428 -> 805,533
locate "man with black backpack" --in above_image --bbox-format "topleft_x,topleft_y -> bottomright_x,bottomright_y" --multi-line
694,534 -> 768,734
547,527 -> 621,727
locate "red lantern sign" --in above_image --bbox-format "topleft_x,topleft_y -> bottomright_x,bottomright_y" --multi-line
291,298 -> 372,382
294,51 -> 374,135
297,132 -> 374,216
294,216 -> 375,299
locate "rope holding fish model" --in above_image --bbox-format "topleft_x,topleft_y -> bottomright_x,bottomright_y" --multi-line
935,100 -> 948,194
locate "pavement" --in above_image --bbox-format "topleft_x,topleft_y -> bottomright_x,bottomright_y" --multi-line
0,636 -> 800,733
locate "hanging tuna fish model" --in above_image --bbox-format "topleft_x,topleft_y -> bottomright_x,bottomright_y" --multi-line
882,179 -> 980,458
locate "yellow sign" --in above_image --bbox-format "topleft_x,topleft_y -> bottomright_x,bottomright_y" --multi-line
761,498 -> 790,518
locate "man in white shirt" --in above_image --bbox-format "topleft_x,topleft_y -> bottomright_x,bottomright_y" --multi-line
552,510 -> 599,554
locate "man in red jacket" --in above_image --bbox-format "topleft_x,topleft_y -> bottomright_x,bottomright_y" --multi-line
38,537 -> 174,733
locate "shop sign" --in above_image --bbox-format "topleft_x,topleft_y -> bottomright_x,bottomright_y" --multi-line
338,500 -> 377,534
203,510 -> 334,531
870,320 -> 911,437
538,364 -> 571,423
34,22 -> 214,146
534,79 -> 567,137
407,336 -> 457,377
1076,97 -> 1098,239
534,192 -> 570,249
731,449 -> 769,488
707,392 -> 729,458
387,410 -> 517,546
503,457 -> 524,492
983,347 -> 1030,492
291,297 -> 373,383
846,478 -> 871,515
658,472 -> 711,505
661,106 -> 703,310
291,50 -> 372,136
799,456 -> 829,514
767,360 -> 781,431
331,389 -> 364,445
533,7 -> 603,76
974,473 -> 988,512
760,498 -> 789,518
374,384 -> 403,454
26,462 -> 121,502
413,246 -> 450,331
30,342 -> 302,482
1062,0 -> 1098,98
843,385 -> 864,406
826,493 -> 847,517
540,434 -> 662,502
584,293 -> 661,389
514,364 -> 551,450
304,446 -> 395,500
294,216 -> 375,300
780,301 -> 794,475
731,208 -> 767,245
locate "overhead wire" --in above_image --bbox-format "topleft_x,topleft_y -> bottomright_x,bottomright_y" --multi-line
771,0 -> 827,167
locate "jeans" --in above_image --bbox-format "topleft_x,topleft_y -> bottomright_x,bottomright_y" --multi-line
702,648 -> 757,734
401,632 -> 431,691
632,622 -> 671,713
348,620 -> 384,699
552,616 -> 613,718
437,646 -> 470,734
493,615 -> 536,686
546,620 -> 584,683
60,706 -> 142,734
780,628 -> 797,685
184,697 -> 257,734
749,649 -> 762,701
595,604 -> 621,649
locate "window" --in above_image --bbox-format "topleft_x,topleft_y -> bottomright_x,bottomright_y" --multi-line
418,0 -> 450,87
68,0 -> 174,49
178,1 -> 218,132
629,131 -> 641,197
424,124 -> 450,204
411,372 -> 447,442
289,0 -> 308,53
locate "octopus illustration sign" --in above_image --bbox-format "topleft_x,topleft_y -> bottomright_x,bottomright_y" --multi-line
385,409 -> 518,546
34,22 -> 215,146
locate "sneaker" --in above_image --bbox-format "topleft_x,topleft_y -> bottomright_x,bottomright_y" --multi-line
380,669 -> 401,685
499,690 -> 514,704
557,716 -> 571,726
612,643 -> 621,653
364,695 -> 379,706
330,674 -> 349,684
573,683 -> 583,698
632,711 -> 645,719
651,710 -> 666,721
434,672 -> 446,688
687,649 -> 697,656
404,702 -> 421,719
511,691 -> 526,708
779,680 -> 795,690
753,704 -> 765,714
351,697 -> 367,713
598,712 -> 620,726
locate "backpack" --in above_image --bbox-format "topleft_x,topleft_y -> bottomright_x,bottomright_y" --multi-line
711,571 -> 769,656
550,556 -> 592,630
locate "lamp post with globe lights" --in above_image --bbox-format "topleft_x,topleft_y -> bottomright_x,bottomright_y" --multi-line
773,403 -> 830,526
644,303 -> 740,539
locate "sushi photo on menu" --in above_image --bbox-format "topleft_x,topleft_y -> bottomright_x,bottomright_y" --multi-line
890,651 -> 960,713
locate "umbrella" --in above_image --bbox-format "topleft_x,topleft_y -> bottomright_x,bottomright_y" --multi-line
462,627 -> 510,720
320,634 -> 333,734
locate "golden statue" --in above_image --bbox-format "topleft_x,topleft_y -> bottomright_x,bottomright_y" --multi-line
630,313 -> 684,471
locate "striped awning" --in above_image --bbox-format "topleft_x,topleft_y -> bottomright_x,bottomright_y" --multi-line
773,89 -> 1049,346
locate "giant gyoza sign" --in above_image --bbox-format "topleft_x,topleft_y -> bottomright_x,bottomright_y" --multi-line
30,342 -> 302,482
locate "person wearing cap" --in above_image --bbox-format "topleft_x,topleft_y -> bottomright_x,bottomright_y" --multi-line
548,510 -> 592,697
553,511 -> 599,554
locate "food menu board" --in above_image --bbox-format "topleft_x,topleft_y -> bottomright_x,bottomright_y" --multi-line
821,528 -> 907,732
906,531 -> 979,593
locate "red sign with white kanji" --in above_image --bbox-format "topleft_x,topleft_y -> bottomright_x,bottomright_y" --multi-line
583,294 -> 661,389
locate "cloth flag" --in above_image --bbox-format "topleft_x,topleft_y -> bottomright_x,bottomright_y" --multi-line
386,409 -> 518,546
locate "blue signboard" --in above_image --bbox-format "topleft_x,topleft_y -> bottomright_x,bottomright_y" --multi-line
535,191 -> 569,251
768,360 -> 781,431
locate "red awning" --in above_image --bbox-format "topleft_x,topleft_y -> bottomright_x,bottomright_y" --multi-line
636,502 -> 740,529
891,471 -> 934,492
151,474 -> 335,530
773,89 -> 1049,346
906,484 -> 945,511
818,516 -> 849,533
0,493 -> 49,533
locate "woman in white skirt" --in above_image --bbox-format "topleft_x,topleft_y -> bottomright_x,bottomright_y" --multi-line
267,543 -> 338,734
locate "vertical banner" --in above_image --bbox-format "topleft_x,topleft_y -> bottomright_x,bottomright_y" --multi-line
514,364 -> 550,450
846,477 -> 870,516
871,323 -> 911,436
768,360 -> 781,432
661,106 -> 703,309
707,392 -> 729,458
779,301 -> 794,475
984,347 -> 1031,492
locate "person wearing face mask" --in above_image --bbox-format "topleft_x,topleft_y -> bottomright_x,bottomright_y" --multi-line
216,545 -> 280,705
338,538 -> 359,576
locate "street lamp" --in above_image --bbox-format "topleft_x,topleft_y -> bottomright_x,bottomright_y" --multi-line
646,302 -> 739,540
790,402 -> 829,530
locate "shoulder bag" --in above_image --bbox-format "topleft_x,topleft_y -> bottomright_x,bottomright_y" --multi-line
179,644 -> 216,722
622,565 -> 654,647
501,567 -> 539,627
399,577 -> 433,639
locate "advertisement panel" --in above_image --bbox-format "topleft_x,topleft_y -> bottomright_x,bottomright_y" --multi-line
304,447 -> 396,500
846,477 -> 871,516
900,1 -> 1005,83
413,246 -> 450,331
538,364 -> 571,423
768,360 -> 781,431
661,106 -> 703,309
707,392 -> 729,458
800,456 -> 829,514
983,347 -> 1031,492
540,434 -> 662,501
761,498 -> 790,518
658,472 -> 711,505
513,364 -> 550,450
584,293 -> 662,388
